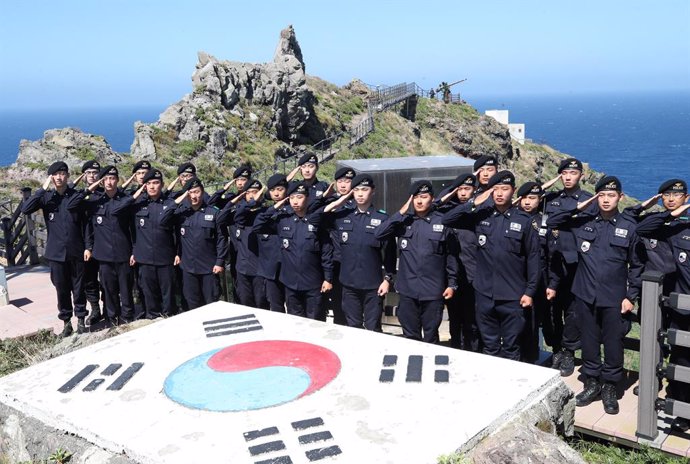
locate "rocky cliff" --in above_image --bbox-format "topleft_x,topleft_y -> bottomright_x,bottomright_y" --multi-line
5,25 -> 607,200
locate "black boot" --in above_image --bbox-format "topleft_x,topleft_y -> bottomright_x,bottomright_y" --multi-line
559,349 -> 575,377
576,377 -> 601,407
60,321 -> 74,338
77,317 -> 87,334
601,382 -> 619,414
551,350 -> 564,370
671,417 -> 690,433
87,303 -> 103,325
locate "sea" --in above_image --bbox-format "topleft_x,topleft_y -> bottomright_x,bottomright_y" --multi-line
0,91 -> 688,200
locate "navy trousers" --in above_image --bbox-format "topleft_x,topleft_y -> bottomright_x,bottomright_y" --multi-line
48,258 -> 87,321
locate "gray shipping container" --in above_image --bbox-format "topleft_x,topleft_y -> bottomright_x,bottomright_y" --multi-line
336,155 -> 474,213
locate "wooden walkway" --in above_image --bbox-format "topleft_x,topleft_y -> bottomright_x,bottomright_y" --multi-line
563,362 -> 690,457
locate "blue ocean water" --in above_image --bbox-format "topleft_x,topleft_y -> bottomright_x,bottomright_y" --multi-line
1,92 -> 688,199
469,91 -> 690,200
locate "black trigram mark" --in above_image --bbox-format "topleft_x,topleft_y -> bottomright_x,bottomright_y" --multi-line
203,313 -> 263,338
378,354 -> 449,383
58,363 -> 144,393
243,417 -> 342,464
292,417 -> 342,462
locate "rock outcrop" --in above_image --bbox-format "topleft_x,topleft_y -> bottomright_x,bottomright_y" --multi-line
130,25 -> 325,163
11,128 -> 122,183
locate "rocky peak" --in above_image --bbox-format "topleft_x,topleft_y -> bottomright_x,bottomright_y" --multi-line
131,25 -> 323,163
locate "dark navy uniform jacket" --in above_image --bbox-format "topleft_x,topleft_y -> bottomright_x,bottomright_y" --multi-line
547,208 -> 645,307
132,196 -> 177,266
22,187 -> 85,262
208,189 -> 237,210
231,200 -> 263,277
253,207 -> 333,291
525,211 -> 550,287
174,202 -> 229,274
636,211 -> 690,309
375,211 -> 458,301
329,205 -> 396,290
324,196 -> 355,263
82,189 -> 135,263
624,206 -> 677,281
434,199 -> 477,287
543,187 -> 594,264
249,203 -> 285,281
443,203 -> 540,300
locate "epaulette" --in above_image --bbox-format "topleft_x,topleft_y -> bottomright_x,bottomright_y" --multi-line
378,209 -> 386,214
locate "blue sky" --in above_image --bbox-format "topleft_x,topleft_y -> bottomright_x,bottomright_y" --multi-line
1,0 -> 688,109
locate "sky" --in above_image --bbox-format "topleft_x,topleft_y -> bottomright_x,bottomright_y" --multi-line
1,0 -> 688,109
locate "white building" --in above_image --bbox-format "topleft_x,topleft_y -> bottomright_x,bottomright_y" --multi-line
484,109 -> 525,145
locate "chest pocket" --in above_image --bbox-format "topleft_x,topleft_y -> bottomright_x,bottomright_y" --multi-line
429,236 -> 445,254
504,229 -> 523,254
338,221 -> 353,245
136,210 -> 149,229
576,229 -> 596,254
609,236 -> 630,261
673,238 -> 690,267
200,222 -> 216,240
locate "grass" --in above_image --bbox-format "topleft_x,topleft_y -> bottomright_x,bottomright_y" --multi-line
568,434 -> 686,463
0,330 -> 58,377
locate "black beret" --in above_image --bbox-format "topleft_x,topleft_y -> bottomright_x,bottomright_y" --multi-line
473,155 -> 497,171
132,160 -> 152,173
245,179 -> 263,191
141,169 -> 163,184
517,181 -> 543,198
409,180 -> 433,196
287,181 -> 309,196
177,162 -> 196,175
558,158 -> 583,173
183,177 -> 204,192
233,165 -> 252,179
351,174 -> 374,189
487,170 -> 516,188
98,165 -> 118,179
298,153 -> 319,166
450,173 -> 477,190
267,174 -> 288,190
81,160 -> 101,173
334,167 -> 356,180
658,178 -> 687,194
47,161 -> 68,175
595,176 -> 622,193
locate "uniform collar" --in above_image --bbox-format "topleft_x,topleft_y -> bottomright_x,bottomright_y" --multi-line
355,205 -> 373,215
560,187 -> 583,200
595,210 -> 621,224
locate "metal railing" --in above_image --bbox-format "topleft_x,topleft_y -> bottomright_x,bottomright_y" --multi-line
0,191 -> 41,267
636,271 -> 690,440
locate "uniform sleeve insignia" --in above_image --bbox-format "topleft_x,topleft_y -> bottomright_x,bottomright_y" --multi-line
478,234 -> 487,246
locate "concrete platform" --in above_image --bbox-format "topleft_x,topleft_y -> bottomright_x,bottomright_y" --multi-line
0,302 -> 571,464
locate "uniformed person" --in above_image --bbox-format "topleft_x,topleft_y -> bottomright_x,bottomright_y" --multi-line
547,176 -> 644,415
543,158 -> 594,376
323,174 -> 396,331
636,181 -> 690,431
286,153 -> 329,202
434,173 -> 481,351
172,177 -> 228,309
375,180 -> 458,343
122,160 -> 152,193
250,174 -> 289,312
22,162 -> 88,336
325,166 -> 357,325
130,169 -> 177,318
515,181 -> 549,363
442,171 -> 541,360
209,164 -> 252,209
79,159 -> 104,324
473,155 -> 498,192
227,178 -> 268,309
253,181 -> 333,319
82,165 -> 136,325
166,162 -> 198,200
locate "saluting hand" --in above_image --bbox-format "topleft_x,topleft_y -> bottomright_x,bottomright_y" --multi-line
73,172 -> 86,185
231,190 -> 248,205
541,173 -> 562,191
174,190 -> 189,205
42,176 -> 52,190
323,182 -> 336,198
576,192 -> 600,211
672,201 -> 690,218
223,178 -> 237,191
640,193 -> 662,210
399,195 -> 413,215
286,164 -> 301,182
122,173 -> 136,188
438,187 -> 459,205
165,176 -> 180,193
274,197 -> 289,210
87,178 -> 104,192
474,187 -> 494,206
520,294 -> 533,308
